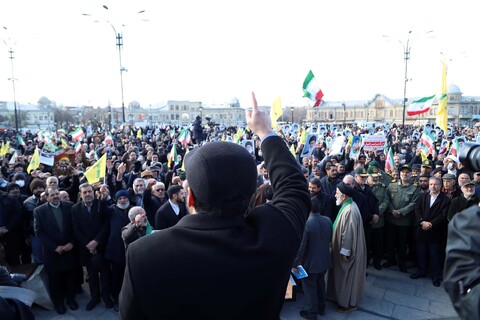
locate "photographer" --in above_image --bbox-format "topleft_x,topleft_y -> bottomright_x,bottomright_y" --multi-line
444,143 -> 480,319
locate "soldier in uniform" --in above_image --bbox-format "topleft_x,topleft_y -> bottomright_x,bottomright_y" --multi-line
368,160 -> 392,186
366,166 -> 389,270
420,160 -> 433,177
383,165 -> 420,273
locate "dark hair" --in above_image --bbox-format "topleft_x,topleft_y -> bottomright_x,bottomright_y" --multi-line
311,197 -> 320,213
309,177 -> 321,187
309,135 -> 317,143
264,185 -> 273,201
167,184 -> 183,198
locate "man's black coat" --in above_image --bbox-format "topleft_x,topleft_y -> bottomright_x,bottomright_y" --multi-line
119,135 -> 310,319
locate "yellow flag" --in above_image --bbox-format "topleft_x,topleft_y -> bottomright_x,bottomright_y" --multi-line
84,153 -> 107,184
271,96 -> 283,129
436,62 -> 448,132
420,149 -> 428,163
0,141 -> 10,156
61,139 -> 69,149
0,142 -> 4,156
137,128 -> 142,138
27,148 -> 41,173
221,134 -> 226,141
234,128 -> 244,144
300,130 -> 307,145
181,148 -> 189,171
290,144 -> 296,157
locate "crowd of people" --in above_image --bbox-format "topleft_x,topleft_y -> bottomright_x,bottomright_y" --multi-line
0,113 -> 479,319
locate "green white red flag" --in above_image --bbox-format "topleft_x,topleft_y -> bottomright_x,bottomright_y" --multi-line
407,95 -> 435,116
385,147 -> 394,173
302,70 -> 324,107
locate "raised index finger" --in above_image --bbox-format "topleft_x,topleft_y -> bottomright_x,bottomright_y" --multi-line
251,91 -> 258,111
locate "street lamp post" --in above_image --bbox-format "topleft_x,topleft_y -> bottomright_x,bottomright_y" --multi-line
82,6 -> 146,124
2,27 -> 19,132
342,103 -> 346,127
402,31 -> 412,128
290,107 -> 294,124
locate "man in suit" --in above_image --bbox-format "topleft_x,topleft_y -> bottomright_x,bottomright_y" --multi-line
119,94 -> 310,319
71,183 -> 112,310
411,176 -> 450,287
293,197 -> 332,319
154,184 -> 187,230
33,187 -> 77,314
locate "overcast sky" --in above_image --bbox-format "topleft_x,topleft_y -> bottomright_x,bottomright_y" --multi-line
0,0 -> 478,109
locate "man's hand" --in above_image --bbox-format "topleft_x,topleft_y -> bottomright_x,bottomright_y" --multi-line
421,221 -> 432,230
371,214 -> 379,224
0,227 -> 8,236
63,242 -> 74,252
342,255 -> 350,263
134,213 -> 147,228
245,92 -> 273,140
55,246 -> 64,254
86,240 -> 98,252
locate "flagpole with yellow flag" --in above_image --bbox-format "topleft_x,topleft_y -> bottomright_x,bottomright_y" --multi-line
436,62 -> 448,132
27,148 -> 41,173
270,96 -> 283,129
84,153 -> 107,184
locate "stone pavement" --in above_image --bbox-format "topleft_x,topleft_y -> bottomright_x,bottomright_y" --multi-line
31,266 -> 460,320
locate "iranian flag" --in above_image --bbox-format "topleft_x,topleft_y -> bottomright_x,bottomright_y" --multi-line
167,144 -> 178,168
407,95 -> 435,116
448,138 -> 459,157
17,134 -> 26,147
74,142 -> 82,153
385,147 -> 394,173
420,131 -> 435,154
104,133 -> 113,144
178,129 -> 191,146
70,128 -> 84,141
302,70 -> 324,107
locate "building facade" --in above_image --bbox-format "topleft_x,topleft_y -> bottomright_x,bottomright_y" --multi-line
305,84 -> 480,127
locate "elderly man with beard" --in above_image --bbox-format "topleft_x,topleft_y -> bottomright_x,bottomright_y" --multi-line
121,206 -> 148,248
33,187 -> 76,314
71,183 -> 112,310
329,182 -> 366,313
447,179 -> 479,222
116,164 -> 157,226
105,190 -> 132,311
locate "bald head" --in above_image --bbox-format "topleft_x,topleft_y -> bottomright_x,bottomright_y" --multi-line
343,175 -> 355,188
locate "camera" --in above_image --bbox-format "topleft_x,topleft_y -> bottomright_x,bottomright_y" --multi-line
459,142 -> 480,172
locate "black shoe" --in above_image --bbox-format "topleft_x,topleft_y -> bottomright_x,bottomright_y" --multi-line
433,278 -> 442,287
67,299 -> 78,310
86,298 -> 100,311
374,264 -> 382,270
382,262 -> 395,268
318,308 -> 325,316
113,303 -> 119,312
104,297 -> 114,309
399,266 -> 408,273
410,273 -> 426,279
55,303 -> 66,315
300,310 -> 318,320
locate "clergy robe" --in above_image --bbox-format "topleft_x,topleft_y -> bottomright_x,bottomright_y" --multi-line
330,199 -> 366,308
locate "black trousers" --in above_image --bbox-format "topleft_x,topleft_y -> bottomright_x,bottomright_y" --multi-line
86,259 -> 111,302
301,271 -> 327,314
48,269 -> 75,306
369,227 -> 384,266
416,240 -> 443,279
108,260 -> 126,303
386,223 -> 409,269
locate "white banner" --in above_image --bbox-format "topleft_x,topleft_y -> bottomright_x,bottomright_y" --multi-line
39,150 -> 54,166
363,134 -> 385,151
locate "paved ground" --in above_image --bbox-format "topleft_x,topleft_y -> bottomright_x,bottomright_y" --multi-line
31,265 -> 459,320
